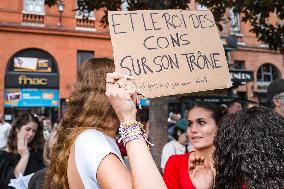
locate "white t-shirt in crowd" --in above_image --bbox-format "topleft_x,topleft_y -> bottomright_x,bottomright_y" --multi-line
160,140 -> 186,170
75,129 -> 124,189
0,122 -> 12,149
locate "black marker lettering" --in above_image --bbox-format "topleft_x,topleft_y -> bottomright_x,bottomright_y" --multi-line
126,12 -> 138,31
120,56 -> 132,75
157,36 -> 170,49
161,55 -> 170,69
153,56 -> 163,72
150,12 -> 162,30
212,53 -> 222,68
180,12 -> 187,28
162,13 -> 175,30
142,13 -> 152,31
111,14 -> 127,34
133,59 -> 142,76
168,54 -> 179,69
180,33 -> 190,45
172,14 -> 182,28
143,36 -> 157,50
141,57 -> 154,74
170,33 -> 181,47
204,14 -> 215,27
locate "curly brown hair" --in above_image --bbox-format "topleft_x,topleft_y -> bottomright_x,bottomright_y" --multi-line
214,106 -> 284,188
43,58 -> 118,189
7,113 -> 44,153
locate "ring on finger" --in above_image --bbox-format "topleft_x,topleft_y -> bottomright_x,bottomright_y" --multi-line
115,81 -> 126,89
106,81 -> 115,84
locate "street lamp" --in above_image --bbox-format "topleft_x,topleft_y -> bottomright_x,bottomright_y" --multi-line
57,0 -> 64,27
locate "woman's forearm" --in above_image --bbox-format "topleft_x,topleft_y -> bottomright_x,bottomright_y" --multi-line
105,73 -> 167,189
13,155 -> 29,177
126,136 -> 167,189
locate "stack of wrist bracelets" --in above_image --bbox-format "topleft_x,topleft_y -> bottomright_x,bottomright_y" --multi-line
118,121 -> 154,147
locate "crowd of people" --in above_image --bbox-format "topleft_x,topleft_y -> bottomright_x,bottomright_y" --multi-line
0,57 -> 283,189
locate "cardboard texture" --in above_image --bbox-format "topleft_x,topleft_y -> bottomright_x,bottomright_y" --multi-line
109,10 -> 232,98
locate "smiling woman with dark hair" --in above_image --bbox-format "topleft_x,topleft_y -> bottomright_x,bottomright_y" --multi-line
163,102 -> 223,189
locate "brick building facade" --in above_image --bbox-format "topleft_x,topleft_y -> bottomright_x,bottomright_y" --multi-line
219,6 -> 284,104
0,0 -> 113,121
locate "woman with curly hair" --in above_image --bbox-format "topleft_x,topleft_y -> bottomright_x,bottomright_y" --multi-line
43,58 -> 166,189
188,106 -> 284,188
163,102 -> 223,189
0,113 -> 45,188
213,106 -> 284,188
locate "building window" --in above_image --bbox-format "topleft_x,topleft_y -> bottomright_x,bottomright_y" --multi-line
76,8 -> 95,19
234,60 -> 245,70
257,63 -> 280,82
229,8 -> 241,34
75,0 -> 96,31
22,0 -> 45,25
77,51 -> 94,70
196,3 -> 208,10
23,0 -> 45,14
121,0 -> 128,11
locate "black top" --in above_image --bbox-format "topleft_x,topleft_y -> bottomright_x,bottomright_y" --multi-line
0,150 -> 45,189
28,168 -> 47,189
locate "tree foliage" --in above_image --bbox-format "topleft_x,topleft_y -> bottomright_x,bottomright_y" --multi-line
45,0 -> 190,24
197,0 -> 284,52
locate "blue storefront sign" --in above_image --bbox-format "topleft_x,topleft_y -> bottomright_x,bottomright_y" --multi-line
4,88 -> 59,107
140,98 -> 150,107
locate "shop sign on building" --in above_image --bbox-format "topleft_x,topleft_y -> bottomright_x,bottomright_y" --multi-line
230,70 -> 254,83
4,48 -> 60,109
4,88 -> 59,107
5,73 -> 59,88
14,57 -> 52,73
255,81 -> 271,93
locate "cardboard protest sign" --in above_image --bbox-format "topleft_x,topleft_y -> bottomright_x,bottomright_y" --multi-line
108,10 -> 232,98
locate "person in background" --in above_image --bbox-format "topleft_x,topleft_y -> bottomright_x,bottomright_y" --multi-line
177,118 -> 194,152
28,130 -> 58,189
267,79 -> 284,117
163,102 -> 223,189
43,119 -> 53,140
227,99 -> 243,114
168,112 -> 177,126
43,58 -> 166,189
161,126 -> 188,173
0,114 -> 12,150
0,113 -> 45,189
167,113 -> 181,140
219,104 -> 228,115
52,118 -> 60,130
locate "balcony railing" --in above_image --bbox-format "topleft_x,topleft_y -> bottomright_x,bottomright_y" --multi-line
22,12 -> 44,25
75,16 -> 96,32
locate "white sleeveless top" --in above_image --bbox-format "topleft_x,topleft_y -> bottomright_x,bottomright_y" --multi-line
75,129 -> 124,189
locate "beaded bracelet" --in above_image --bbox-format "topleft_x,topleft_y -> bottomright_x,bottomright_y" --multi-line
118,121 -> 154,147
120,121 -> 143,128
